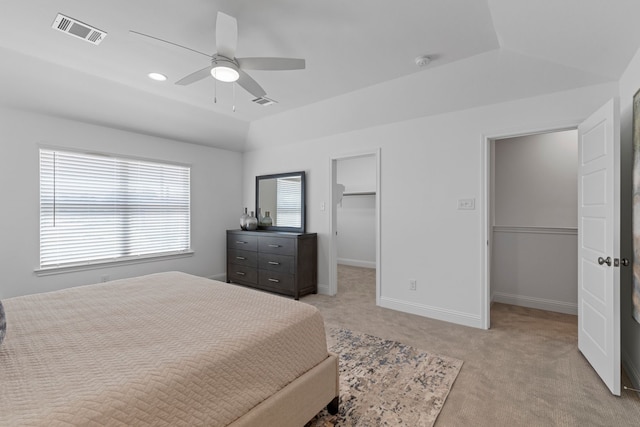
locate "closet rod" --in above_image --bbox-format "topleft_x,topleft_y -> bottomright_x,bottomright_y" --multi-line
343,191 -> 376,196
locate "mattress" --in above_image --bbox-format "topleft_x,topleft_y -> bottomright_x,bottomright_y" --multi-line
0,271 -> 329,426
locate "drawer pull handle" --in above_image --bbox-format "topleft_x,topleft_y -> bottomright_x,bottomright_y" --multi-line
268,261 -> 280,265
236,272 -> 246,276
236,241 -> 248,244
268,278 -> 280,283
236,256 -> 246,260
268,244 -> 281,248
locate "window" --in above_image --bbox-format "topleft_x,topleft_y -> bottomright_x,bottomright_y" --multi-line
276,177 -> 302,228
39,149 -> 191,270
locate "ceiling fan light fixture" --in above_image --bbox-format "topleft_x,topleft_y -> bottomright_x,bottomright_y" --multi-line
211,60 -> 239,82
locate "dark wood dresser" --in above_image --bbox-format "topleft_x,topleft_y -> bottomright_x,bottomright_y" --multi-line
226,230 -> 317,299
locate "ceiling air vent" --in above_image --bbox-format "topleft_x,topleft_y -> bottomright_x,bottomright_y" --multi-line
252,96 -> 278,106
52,13 -> 107,45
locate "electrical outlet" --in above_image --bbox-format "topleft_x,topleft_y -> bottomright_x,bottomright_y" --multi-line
409,279 -> 417,291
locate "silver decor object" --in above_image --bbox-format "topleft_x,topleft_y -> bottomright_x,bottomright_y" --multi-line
240,207 -> 249,230
245,211 -> 258,231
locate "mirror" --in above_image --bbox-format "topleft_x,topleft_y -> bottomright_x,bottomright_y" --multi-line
256,171 -> 306,233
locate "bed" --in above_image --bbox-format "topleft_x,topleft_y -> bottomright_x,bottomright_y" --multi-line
0,271 -> 339,426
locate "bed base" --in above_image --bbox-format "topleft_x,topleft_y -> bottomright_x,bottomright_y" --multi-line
327,396 -> 339,415
229,352 -> 339,427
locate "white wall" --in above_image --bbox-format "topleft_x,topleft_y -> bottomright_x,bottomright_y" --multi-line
337,156 -> 376,194
491,131 -> 578,314
0,108 -> 242,299
337,156 -> 376,268
243,82 -> 618,328
494,131 -> 578,227
618,46 -> 640,390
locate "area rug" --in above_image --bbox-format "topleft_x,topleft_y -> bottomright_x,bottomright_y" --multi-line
307,328 -> 463,427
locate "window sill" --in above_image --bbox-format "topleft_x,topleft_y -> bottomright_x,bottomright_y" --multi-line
34,250 -> 195,276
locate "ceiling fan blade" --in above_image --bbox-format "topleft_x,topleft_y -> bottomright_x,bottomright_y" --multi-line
175,66 -> 213,86
216,12 -> 238,59
237,57 -> 306,71
237,70 -> 267,98
129,30 -> 211,58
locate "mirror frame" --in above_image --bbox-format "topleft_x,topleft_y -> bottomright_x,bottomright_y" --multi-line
255,171 -> 306,233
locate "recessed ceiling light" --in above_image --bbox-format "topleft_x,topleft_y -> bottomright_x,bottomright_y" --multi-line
148,72 -> 167,81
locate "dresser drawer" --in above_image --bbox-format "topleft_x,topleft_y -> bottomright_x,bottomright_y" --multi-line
227,234 -> 258,251
227,267 -> 258,284
258,270 -> 295,292
226,230 -> 317,299
258,253 -> 294,274
228,249 -> 258,267
258,236 -> 295,256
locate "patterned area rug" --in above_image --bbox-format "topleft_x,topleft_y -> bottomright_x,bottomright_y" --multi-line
307,328 -> 463,427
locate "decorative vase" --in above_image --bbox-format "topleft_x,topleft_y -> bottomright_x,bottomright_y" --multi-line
245,211 -> 258,231
262,211 -> 273,226
240,207 -> 249,230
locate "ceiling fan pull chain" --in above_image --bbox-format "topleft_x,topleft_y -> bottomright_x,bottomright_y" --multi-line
214,79 -> 217,104
233,82 -> 236,112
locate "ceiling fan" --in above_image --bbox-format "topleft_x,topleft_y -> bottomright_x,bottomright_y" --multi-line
130,12 -> 305,100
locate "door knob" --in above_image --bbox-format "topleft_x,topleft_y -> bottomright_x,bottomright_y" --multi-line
598,256 -> 612,266
621,258 -> 630,267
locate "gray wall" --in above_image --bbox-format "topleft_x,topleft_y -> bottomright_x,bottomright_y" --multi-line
242,82 -> 617,328
0,108 -> 243,299
491,130 -> 579,314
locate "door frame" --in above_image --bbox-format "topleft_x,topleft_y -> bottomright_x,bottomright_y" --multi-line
481,122 -> 580,329
329,148 -> 381,302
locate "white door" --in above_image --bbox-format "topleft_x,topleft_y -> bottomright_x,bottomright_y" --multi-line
577,98 -> 620,396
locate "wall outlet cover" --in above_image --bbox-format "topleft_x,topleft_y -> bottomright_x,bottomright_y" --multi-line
458,198 -> 475,210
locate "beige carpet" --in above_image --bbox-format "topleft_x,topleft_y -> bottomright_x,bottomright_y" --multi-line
308,328 -> 462,426
302,265 -> 640,427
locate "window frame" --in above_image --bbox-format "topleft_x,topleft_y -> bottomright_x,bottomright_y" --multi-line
36,147 -> 193,275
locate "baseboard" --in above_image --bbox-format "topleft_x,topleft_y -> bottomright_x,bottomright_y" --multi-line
317,283 -> 331,295
337,258 -> 376,269
493,292 -> 577,315
379,296 -> 483,329
623,351 -> 640,396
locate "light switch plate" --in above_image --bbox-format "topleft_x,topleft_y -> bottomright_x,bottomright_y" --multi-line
458,198 -> 475,210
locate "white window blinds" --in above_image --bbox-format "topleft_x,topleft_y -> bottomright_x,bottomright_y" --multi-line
39,149 -> 191,269
276,177 -> 302,228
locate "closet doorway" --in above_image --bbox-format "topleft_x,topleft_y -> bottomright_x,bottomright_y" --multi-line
329,149 -> 381,302
487,129 -> 579,324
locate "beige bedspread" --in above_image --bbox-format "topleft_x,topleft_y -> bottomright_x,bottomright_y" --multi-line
0,272 -> 329,426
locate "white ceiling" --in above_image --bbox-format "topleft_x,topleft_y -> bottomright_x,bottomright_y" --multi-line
1,0 -> 639,151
